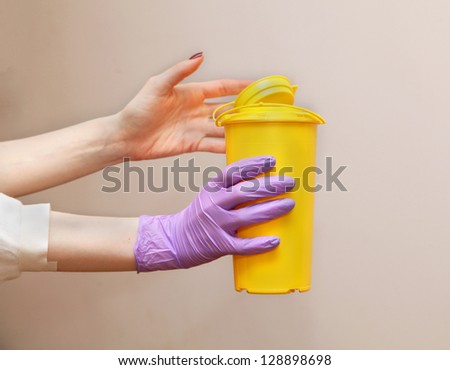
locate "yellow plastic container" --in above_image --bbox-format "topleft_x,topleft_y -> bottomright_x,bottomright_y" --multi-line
213,76 -> 325,294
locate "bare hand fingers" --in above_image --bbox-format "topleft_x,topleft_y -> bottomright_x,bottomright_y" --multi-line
151,57 -> 204,95
196,137 -> 225,153
192,79 -> 253,99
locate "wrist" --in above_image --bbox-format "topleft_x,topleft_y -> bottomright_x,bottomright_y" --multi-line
98,112 -> 129,165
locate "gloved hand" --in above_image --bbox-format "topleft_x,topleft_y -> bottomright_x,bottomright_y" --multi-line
134,156 -> 295,271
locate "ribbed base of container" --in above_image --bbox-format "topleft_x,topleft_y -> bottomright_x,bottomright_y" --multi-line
235,286 -> 310,294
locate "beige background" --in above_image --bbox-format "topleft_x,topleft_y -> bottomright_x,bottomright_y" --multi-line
1,0 -> 449,349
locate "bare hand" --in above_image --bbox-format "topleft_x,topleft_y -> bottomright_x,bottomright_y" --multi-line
117,54 -> 251,160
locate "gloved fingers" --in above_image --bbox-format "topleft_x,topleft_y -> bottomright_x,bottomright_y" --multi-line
228,198 -> 295,230
216,175 -> 295,210
209,155 -> 275,189
232,235 -> 281,255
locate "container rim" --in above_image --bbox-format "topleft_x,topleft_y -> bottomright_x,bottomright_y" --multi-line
213,102 -> 325,126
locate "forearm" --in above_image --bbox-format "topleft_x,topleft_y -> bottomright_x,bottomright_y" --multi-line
0,113 -> 126,197
48,211 -> 138,272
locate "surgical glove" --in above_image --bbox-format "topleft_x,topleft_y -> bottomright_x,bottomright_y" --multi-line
134,155 -> 295,271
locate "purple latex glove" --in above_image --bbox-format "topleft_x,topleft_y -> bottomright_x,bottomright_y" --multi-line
134,156 -> 295,271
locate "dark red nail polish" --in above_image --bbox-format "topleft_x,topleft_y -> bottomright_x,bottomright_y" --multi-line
189,52 -> 203,60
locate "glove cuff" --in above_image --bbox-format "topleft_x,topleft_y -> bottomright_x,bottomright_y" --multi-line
134,215 -> 181,272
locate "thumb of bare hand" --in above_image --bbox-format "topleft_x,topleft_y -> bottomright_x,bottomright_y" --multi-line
154,54 -> 204,93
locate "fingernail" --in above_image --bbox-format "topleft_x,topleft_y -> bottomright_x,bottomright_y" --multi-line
189,52 -> 203,60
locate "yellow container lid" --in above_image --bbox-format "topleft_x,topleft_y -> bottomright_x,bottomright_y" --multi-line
213,75 -> 325,126
235,75 -> 298,106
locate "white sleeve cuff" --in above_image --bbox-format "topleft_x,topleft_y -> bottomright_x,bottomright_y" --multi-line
19,202 -> 56,272
0,193 -> 55,283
